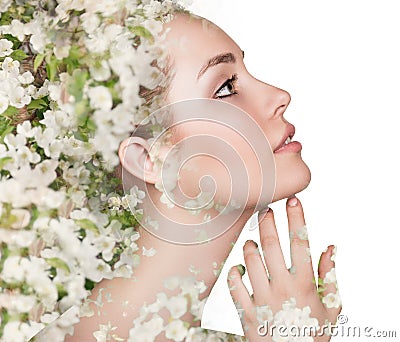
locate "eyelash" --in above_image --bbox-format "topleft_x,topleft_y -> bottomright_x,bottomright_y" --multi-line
214,74 -> 238,99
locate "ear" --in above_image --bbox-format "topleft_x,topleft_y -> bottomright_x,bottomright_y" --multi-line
118,137 -> 159,184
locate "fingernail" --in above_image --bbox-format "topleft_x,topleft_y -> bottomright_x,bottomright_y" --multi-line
287,196 -> 298,207
257,206 -> 271,223
236,264 -> 246,277
330,245 -> 337,262
245,239 -> 258,248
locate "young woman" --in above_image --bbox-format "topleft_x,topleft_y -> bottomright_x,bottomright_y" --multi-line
66,11 -> 341,342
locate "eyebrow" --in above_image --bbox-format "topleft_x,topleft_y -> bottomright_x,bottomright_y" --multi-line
197,51 -> 244,80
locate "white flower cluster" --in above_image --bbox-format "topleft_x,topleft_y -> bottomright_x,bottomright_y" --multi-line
257,298 -> 319,342
0,0 -> 185,340
0,53 -> 34,112
274,299 -> 319,342
87,276 -> 245,342
321,268 -> 341,309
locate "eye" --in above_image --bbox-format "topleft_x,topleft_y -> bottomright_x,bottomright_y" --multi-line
214,74 -> 238,99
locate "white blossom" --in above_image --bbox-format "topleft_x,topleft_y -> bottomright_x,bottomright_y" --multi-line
2,321 -> 35,342
18,71 -> 34,85
30,30 -> 48,54
1,256 -> 25,282
142,246 -> 157,257
0,179 -> 32,207
128,314 -> 164,342
17,120 -> 37,138
166,295 -> 188,319
164,276 -> 181,291
0,93 -> 9,114
10,208 -> 31,229
0,0 -> 12,13
0,38 -> 13,57
271,298 -> 319,342
323,268 -> 337,285
186,328 -> 207,342
123,185 -> 146,208
322,292 -> 342,309
80,12 -> 100,34
165,320 -> 188,341
6,19 -> 26,41
93,322 -> 119,342
296,225 -> 309,240
87,86 -> 113,110
54,44 -> 71,60
0,294 -> 36,313
9,86 -> 31,108
89,60 -> 111,81
2,57 -> 20,76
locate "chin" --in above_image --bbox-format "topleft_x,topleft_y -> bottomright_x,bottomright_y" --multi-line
271,160 -> 311,203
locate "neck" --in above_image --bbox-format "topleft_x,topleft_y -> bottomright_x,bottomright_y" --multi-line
136,198 -> 255,297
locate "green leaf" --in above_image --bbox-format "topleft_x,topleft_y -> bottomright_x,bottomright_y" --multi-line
74,100 -> 89,122
56,283 -> 68,300
1,106 -> 18,117
45,257 -> 71,274
0,157 -> 13,170
0,34 -> 19,47
34,53 -> 45,72
64,45 -> 84,73
73,129 -> 88,142
0,118 -> 14,143
84,278 -> 96,291
76,218 -> 99,234
10,49 -> 28,61
27,98 -> 48,110
45,55 -> 61,81
86,117 -> 97,132
129,26 -> 154,43
68,69 -> 88,102
0,12 -> 13,26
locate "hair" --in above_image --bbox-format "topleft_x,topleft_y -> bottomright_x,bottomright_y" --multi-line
113,8 -> 192,186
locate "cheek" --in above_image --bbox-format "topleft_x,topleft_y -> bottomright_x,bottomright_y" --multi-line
161,100 -> 276,208
173,127 -> 275,208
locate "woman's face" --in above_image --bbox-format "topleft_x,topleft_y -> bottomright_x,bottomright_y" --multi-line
161,13 -> 310,206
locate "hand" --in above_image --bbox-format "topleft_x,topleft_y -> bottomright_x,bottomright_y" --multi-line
228,196 -> 341,341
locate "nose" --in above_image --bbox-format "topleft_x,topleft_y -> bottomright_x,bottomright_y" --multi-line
257,80 -> 291,119
272,87 -> 291,118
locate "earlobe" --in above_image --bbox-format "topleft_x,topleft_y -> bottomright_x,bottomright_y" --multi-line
118,137 -> 159,184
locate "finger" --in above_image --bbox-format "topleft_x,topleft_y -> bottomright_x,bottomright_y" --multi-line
227,265 -> 254,322
243,239 -> 270,302
318,245 -> 342,320
258,208 -> 288,280
286,196 -> 314,277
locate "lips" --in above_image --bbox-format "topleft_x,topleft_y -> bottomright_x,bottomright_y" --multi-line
273,123 -> 296,153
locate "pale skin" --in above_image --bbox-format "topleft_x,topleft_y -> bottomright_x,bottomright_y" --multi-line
228,201 -> 339,342
66,13 -> 340,341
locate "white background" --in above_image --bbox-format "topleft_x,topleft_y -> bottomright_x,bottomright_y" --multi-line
190,0 -> 400,339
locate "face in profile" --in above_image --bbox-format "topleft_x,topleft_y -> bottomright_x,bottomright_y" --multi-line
117,12 -> 312,242
161,13 -> 311,206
